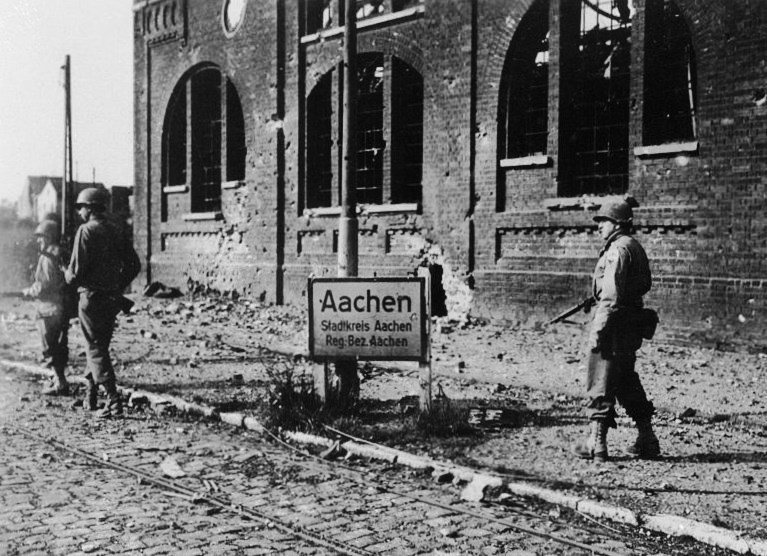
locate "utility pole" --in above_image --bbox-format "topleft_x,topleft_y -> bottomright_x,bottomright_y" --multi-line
335,0 -> 359,408
61,55 -> 74,247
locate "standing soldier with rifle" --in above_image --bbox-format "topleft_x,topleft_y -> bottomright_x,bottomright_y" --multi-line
65,187 -> 140,419
22,219 -> 70,396
572,198 -> 660,462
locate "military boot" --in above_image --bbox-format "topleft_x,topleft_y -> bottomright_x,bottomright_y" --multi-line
572,420 -> 609,462
627,418 -> 660,459
97,381 -> 123,419
42,367 -> 70,396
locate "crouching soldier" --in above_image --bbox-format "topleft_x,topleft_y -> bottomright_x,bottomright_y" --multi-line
23,220 -> 70,396
65,187 -> 140,419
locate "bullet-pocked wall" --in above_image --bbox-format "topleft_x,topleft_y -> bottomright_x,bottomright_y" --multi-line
134,0 -> 767,339
134,0 -> 282,301
471,0 -> 767,340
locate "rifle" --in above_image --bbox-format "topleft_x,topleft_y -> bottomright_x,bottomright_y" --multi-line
547,296 -> 595,326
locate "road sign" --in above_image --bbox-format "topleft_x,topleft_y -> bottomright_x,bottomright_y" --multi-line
308,277 -> 427,361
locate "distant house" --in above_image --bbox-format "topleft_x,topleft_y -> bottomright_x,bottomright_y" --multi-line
17,176 -> 108,223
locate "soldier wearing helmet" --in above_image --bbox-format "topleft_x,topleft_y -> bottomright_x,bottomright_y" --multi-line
22,219 -> 70,396
572,197 -> 661,462
65,187 -> 141,419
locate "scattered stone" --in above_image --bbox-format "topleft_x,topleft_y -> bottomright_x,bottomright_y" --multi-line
678,407 -> 697,419
460,475 -> 503,502
160,456 -> 186,478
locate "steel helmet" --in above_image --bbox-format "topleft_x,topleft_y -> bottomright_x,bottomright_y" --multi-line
593,199 -> 634,225
75,187 -> 108,209
34,220 -> 60,242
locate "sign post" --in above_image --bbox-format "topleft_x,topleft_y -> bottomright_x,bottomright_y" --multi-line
308,277 -> 432,410
417,268 -> 432,413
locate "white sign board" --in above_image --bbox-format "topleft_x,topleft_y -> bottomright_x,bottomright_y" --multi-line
308,277 -> 427,361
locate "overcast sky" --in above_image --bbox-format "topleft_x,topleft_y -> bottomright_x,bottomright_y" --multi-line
0,1 -> 134,205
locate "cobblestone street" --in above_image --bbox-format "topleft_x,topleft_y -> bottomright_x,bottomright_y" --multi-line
0,370 -> 322,555
1,365 -> 723,555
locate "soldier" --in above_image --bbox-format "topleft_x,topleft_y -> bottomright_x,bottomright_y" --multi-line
65,188 -> 140,419
573,198 -> 660,461
22,220 -> 70,396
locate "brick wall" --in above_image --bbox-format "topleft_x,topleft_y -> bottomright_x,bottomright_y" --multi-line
134,0 -> 767,343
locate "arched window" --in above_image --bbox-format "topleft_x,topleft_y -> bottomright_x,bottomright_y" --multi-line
161,65 -> 247,216
643,0 -> 696,145
391,57 -> 423,204
356,53 -> 385,204
559,0 -> 633,197
190,67 -> 223,213
163,82 -> 186,188
304,54 -> 423,209
306,72 -> 334,208
498,0 -> 549,160
226,79 -> 246,181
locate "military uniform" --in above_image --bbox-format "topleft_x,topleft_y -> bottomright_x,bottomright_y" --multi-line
67,215 -> 125,387
66,187 -> 140,418
573,199 -> 660,461
586,229 -> 654,427
26,240 -> 69,393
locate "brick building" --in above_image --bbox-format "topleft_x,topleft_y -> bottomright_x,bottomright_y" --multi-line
133,0 -> 767,338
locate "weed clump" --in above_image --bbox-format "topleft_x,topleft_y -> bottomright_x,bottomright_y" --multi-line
262,363 -> 326,432
416,397 -> 475,437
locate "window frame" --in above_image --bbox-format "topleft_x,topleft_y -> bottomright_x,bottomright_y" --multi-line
160,65 -> 247,219
303,53 -> 423,213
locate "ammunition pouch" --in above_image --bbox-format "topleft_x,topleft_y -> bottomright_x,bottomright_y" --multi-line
641,308 -> 659,339
632,308 -> 659,340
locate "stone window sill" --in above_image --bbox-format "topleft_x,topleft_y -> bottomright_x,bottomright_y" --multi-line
499,154 -> 551,168
634,141 -> 698,157
181,212 -> 223,221
163,185 -> 189,194
222,180 -> 245,190
303,203 -> 419,218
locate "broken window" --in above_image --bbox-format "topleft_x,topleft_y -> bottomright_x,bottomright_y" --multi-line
499,0 -> 549,160
226,79 -> 246,181
643,0 -> 696,145
304,54 -> 423,210
191,68 -> 222,213
305,0 -> 333,34
162,83 -> 187,188
356,54 -> 385,204
355,0 -> 421,20
559,0 -> 633,197
356,0 -> 386,20
161,65 -> 247,216
304,0 -> 420,32
306,73 -> 334,208
391,57 -> 423,204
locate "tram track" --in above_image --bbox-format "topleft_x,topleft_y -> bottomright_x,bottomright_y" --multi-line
9,423 -> 374,556
3,358 -> 744,554
7,416 -> 680,556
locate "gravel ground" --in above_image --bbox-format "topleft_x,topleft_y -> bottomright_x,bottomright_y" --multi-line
2,291 -> 766,547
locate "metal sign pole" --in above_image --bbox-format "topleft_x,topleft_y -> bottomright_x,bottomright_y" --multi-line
331,0 -> 359,409
418,268 -> 432,413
